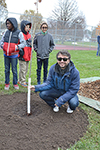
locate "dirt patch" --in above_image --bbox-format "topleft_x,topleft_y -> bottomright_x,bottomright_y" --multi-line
78,80 -> 100,102
0,92 -> 89,150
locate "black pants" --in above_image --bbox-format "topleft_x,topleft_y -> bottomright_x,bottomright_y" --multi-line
37,58 -> 48,84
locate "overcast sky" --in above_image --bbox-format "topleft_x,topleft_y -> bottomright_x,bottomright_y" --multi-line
6,0 -> 100,26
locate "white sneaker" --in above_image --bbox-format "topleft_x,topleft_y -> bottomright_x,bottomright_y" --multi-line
67,105 -> 73,113
13,84 -> 19,90
53,106 -> 59,112
4,84 -> 10,90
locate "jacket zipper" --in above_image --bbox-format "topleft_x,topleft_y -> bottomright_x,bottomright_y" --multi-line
7,32 -> 12,56
56,78 -> 58,88
56,78 -> 66,90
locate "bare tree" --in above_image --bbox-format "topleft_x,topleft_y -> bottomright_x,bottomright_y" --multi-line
47,0 -> 86,43
0,0 -> 8,24
51,0 -> 79,25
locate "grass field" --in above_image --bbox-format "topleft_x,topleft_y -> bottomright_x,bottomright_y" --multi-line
0,49 -> 100,150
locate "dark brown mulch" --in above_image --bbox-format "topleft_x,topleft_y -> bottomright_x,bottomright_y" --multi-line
78,80 -> 100,102
0,92 -> 89,150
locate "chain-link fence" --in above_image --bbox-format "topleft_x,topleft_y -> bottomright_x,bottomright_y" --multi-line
0,11 -> 98,50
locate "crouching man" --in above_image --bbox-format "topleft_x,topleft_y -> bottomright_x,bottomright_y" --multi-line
30,50 -> 80,113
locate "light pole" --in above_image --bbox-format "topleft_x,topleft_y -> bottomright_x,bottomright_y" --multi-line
27,0 -> 42,115
34,0 -> 42,14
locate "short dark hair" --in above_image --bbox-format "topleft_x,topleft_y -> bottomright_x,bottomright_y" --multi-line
56,50 -> 71,60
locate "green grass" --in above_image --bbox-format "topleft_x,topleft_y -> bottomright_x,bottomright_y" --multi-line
0,49 -> 100,150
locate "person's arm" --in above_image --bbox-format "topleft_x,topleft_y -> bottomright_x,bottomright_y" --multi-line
26,38 -> 32,47
33,35 -> 38,52
49,35 -> 55,53
15,32 -> 26,50
97,36 -> 100,44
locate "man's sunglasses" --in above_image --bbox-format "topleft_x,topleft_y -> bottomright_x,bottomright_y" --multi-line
42,27 -> 48,29
57,57 -> 69,61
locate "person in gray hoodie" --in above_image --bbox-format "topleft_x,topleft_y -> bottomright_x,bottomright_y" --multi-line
0,17 -> 25,90
33,22 -> 55,84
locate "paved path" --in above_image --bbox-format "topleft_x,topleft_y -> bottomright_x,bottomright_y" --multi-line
55,44 -> 97,50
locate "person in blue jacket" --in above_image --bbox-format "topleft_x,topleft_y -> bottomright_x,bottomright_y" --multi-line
96,33 -> 100,56
30,50 -> 80,113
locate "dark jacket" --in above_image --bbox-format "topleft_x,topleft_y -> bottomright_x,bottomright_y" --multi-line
33,32 -> 55,59
18,20 -> 32,61
0,18 -> 25,57
35,61 -> 80,107
97,35 -> 100,44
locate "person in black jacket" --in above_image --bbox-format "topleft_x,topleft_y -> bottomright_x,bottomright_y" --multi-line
96,33 -> 100,56
33,22 -> 55,84
0,17 -> 25,90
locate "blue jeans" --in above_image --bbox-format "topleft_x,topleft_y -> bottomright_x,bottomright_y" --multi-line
37,58 -> 48,84
4,56 -> 18,85
96,44 -> 100,56
39,88 -> 79,110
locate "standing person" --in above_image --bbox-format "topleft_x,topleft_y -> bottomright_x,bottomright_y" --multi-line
18,20 -> 32,87
30,50 -> 80,113
33,22 -> 55,84
0,17 -> 25,90
96,33 -> 100,56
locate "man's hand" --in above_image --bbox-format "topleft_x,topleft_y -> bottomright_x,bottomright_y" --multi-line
30,85 -> 35,91
15,45 -> 23,52
54,104 -> 58,107
15,45 -> 18,51
19,48 -> 24,56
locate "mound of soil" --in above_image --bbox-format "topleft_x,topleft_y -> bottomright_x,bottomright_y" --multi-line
78,80 -> 100,102
0,92 -> 89,150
